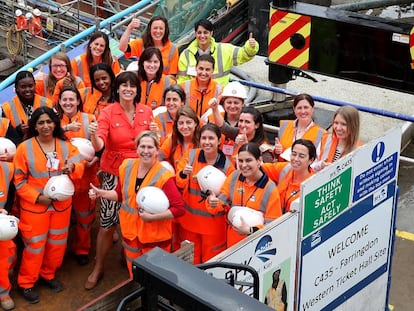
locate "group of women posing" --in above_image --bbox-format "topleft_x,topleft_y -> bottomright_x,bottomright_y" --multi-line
0,13 -> 363,310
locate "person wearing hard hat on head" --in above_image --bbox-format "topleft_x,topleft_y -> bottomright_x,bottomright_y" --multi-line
28,8 -> 43,37
264,266 -> 288,311
15,9 -> 27,31
0,162 -> 17,311
88,131 -> 185,278
13,106 -> 84,304
207,81 -> 247,158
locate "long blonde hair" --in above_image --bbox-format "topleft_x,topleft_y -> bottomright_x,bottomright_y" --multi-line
333,106 -> 360,156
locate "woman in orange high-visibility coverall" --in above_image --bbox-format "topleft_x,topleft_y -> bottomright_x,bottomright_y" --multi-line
1,71 -> 53,140
81,63 -> 116,119
0,161 -> 17,311
206,142 -> 282,248
273,93 -> 327,162
88,131 -> 185,277
137,47 -> 176,109
262,139 -> 316,214
314,106 -> 363,172
179,54 -> 222,119
71,31 -> 121,88
13,107 -> 84,304
57,86 -> 99,265
119,15 -> 179,76
176,123 -> 235,264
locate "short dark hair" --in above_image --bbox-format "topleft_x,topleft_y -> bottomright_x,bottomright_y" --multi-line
292,139 -> 316,162
196,54 -> 215,69
194,18 -> 213,32
113,71 -> 141,103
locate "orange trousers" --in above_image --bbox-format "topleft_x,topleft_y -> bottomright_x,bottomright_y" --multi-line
122,237 -> 171,278
71,189 -> 96,255
17,207 -> 71,288
0,240 -> 15,299
179,227 -> 226,264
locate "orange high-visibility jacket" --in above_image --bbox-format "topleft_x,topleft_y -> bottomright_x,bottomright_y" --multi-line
71,54 -> 121,88
0,161 -> 13,210
13,137 -> 84,213
35,76 -> 84,104
140,75 -> 175,109
207,170 -> 282,247
263,162 -> 313,213
125,38 -> 179,75
0,117 -> 10,137
1,95 -> 53,128
179,79 -> 222,118
80,87 -> 110,119
319,133 -> 363,163
176,149 -> 235,235
154,111 -> 174,144
118,158 -> 175,243
159,136 -> 194,170
278,120 -> 326,156
61,110 -> 98,190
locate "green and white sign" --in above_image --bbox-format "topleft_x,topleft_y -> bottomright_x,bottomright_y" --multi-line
302,157 -> 353,238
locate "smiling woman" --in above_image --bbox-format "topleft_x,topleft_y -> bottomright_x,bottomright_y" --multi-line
85,71 -> 153,290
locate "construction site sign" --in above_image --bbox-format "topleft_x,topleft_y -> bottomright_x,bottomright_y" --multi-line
298,127 -> 401,311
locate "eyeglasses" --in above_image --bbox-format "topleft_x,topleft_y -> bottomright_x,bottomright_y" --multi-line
51,64 -> 67,69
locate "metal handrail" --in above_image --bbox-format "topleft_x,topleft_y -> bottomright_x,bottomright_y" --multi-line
0,0 -> 154,92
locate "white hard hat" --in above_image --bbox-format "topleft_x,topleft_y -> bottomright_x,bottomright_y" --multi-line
228,206 -> 264,229
160,161 -> 175,174
25,12 -> 33,19
15,9 -> 22,17
70,138 -> 95,161
196,165 -> 226,196
0,214 -> 19,241
136,186 -> 169,214
44,175 -> 75,201
33,8 -> 41,17
152,105 -> 167,117
0,137 -> 16,156
126,60 -> 138,72
221,81 -> 247,100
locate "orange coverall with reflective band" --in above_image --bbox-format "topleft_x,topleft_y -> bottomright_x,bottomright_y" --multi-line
119,158 -> 183,275
140,75 -> 175,109
71,54 -> 121,88
61,111 -> 98,255
1,95 -> 53,128
0,118 -> 10,136
14,137 -> 84,288
180,79 -> 222,118
176,149 -> 235,263
0,162 -> 16,302
154,111 -> 174,144
125,38 -> 179,75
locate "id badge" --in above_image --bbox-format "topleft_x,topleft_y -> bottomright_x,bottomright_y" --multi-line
222,144 -> 234,156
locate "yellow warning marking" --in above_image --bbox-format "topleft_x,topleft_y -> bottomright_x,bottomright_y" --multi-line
396,229 -> 414,241
388,304 -> 394,310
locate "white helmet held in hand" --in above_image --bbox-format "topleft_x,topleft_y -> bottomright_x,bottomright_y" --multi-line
228,206 -> 264,229
221,81 -> 247,100
152,106 -> 167,117
0,138 -> 16,157
136,186 -> 169,214
70,138 -> 95,161
0,214 -> 19,241
44,175 -> 75,201
160,161 -> 175,174
197,165 -> 226,196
